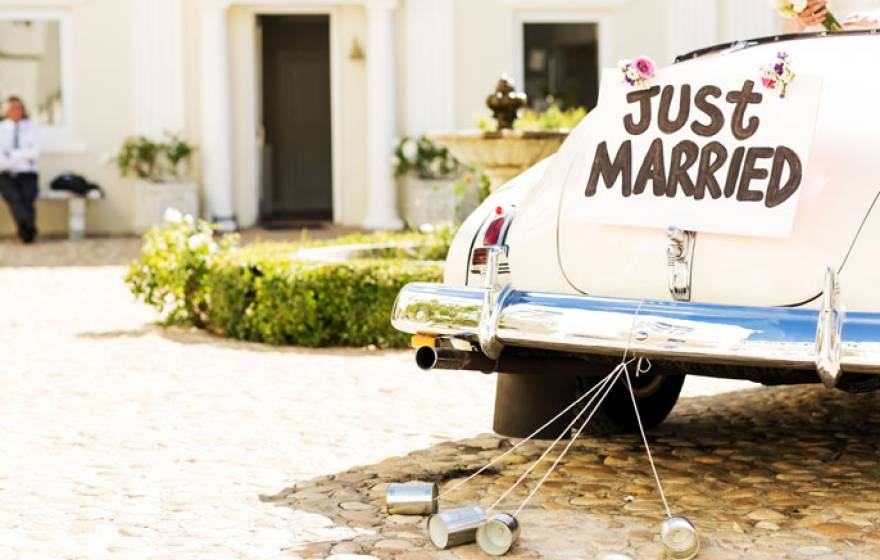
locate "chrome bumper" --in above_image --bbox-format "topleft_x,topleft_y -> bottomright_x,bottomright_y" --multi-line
391,271 -> 880,387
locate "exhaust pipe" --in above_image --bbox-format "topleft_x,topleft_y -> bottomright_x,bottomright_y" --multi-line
414,344 -> 605,376
415,345 -> 495,371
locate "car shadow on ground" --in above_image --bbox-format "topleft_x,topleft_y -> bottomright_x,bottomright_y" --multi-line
263,384 -> 880,559
77,323 -> 402,359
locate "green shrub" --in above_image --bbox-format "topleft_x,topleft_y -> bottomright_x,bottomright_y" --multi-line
125,210 -> 237,326
126,217 -> 447,348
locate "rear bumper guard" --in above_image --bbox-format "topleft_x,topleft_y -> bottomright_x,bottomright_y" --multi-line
391,267 -> 880,388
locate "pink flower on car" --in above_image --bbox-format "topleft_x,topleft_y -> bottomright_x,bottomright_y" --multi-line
633,56 -> 656,79
619,55 -> 656,89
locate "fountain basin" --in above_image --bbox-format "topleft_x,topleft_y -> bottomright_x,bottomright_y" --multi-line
427,129 -> 568,191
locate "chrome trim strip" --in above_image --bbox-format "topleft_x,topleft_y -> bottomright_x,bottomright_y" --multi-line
478,247 -> 507,359
391,282 -> 880,374
816,267 -> 844,387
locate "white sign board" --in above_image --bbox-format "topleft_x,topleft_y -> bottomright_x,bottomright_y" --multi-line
574,68 -> 823,237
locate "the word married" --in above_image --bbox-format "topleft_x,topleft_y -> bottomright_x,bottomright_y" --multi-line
586,80 -> 802,208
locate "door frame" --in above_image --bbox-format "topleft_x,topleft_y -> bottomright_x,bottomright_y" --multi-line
239,5 -> 342,223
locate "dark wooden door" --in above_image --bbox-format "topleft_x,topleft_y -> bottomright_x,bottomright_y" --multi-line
260,15 -> 332,221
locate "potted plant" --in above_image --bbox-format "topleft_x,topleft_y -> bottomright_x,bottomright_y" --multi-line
112,132 -> 198,233
394,136 -> 477,228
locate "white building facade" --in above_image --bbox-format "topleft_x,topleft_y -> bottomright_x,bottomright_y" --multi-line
0,0 -> 779,235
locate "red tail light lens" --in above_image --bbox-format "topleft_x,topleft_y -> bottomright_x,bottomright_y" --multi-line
483,217 -> 505,246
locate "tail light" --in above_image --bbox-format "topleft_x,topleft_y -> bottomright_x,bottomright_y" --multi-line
471,248 -> 489,266
472,207 -> 509,268
483,207 -> 507,246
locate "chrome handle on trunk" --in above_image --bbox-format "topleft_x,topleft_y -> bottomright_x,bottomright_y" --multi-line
666,227 -> 696,302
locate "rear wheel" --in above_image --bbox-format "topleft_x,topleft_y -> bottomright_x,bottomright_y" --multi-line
491,369 -> 684,439
492,372 -> 577,439
574,372 -> 684,435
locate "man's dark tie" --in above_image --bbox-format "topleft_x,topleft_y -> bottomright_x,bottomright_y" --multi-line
12,122 -> 19,150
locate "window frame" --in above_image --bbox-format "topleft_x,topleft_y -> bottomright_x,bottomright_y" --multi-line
0,8 -> 84,154
512,10 -> 613,107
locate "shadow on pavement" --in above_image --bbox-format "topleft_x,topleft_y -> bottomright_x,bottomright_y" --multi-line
265,384 -> 880,559
77,322 -> 398,360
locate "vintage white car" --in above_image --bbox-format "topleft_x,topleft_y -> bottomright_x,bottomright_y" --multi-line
392,31 -> 880,437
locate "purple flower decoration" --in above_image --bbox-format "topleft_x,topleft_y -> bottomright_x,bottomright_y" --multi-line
761,52 -> 794,99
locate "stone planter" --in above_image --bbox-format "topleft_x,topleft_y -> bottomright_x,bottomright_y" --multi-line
399,175 -> 478,229
134,180 -> 199,233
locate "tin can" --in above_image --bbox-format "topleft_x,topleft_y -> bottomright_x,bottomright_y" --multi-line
427,505 -> 487,549
661,516 -> 700,560
386,482 -> 438,515
476,512 -> 520,556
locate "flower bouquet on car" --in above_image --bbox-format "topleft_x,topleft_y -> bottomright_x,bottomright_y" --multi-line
773,0 -> 843,31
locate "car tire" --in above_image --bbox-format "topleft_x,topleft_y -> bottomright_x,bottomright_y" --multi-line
492,372 -> 578,439
573,372 -> 685,435
837,373 -> 880,393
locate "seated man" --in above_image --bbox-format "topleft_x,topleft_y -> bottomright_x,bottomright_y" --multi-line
0,96 -> 40,243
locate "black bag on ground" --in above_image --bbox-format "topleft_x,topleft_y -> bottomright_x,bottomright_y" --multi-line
50,173 -> 104,196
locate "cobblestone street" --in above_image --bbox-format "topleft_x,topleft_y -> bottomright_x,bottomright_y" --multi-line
1,252 -> 878,558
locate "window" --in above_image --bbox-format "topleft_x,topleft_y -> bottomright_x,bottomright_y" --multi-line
0,18 -> 63,125
523,23 -> 599,111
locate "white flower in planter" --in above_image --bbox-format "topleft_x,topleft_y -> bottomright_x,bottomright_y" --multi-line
164,208 -> 183,224
429,157 -> 445,177
401,139 -> 418,162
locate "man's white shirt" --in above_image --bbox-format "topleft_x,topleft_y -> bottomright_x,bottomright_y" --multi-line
0,119 -> 40,174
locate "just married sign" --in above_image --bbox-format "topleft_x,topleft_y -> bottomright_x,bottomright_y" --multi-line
577,67 -> 823,237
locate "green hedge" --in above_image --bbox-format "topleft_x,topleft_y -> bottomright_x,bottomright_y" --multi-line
126,215 -> 447,348
207,247 -> 442,347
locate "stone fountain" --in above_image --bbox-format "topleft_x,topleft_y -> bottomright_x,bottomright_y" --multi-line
427,76 -> 569,192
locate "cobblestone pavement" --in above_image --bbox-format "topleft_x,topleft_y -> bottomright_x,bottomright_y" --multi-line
1,260 -> 876,559
278,386 -> 880,560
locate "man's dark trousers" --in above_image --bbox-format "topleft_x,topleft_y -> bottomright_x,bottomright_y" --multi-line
0,172 -> 38,243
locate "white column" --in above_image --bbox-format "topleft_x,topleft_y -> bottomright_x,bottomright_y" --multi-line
668,0 -> 719,63
132,0 -> 185,136
362,0 -> 403,230
404,0 -> 455,135
200,0 -> 237,231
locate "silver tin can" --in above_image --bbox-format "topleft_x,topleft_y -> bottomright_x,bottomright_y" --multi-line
428,505 -> 487,549
476,512 -> 520,556
386,482 -> 438,515
661,516 -> 700,560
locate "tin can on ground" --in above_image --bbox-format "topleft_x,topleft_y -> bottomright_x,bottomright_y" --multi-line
427,505 -> 487,549
386,482 -> 438,515
476,512 -> 520,556
661,516 -> 700,560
